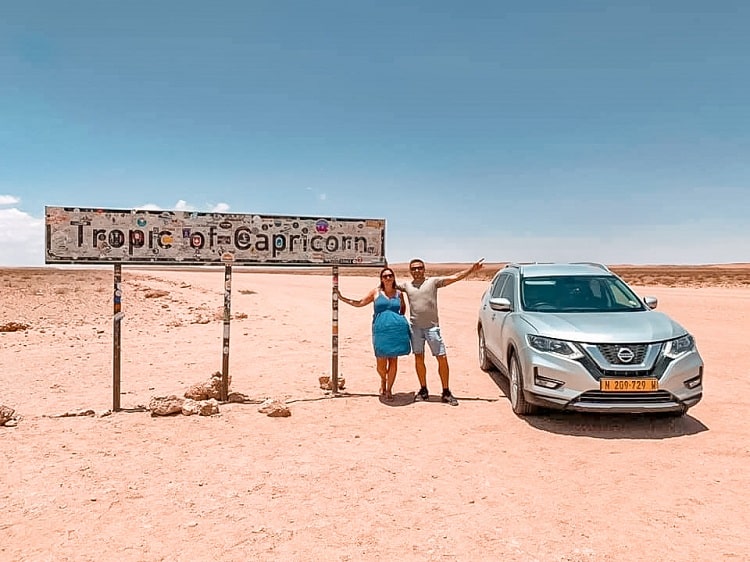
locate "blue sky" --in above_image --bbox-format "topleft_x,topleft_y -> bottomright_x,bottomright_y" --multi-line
2,0 -> 749,266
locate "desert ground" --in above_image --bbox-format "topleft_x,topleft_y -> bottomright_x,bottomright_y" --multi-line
1,263 -> 749,561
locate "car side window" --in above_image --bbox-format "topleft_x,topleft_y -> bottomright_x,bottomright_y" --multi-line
490,274 -> 509,298
500,274 -> 515,304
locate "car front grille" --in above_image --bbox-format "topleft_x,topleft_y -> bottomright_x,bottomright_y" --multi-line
577,354 -> 673,381
573,390 -> 675,405
599,369 -> 651,378
597,343 -> 650,365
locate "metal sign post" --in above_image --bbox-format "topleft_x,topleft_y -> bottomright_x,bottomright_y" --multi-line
220,264 -> 232,401
113,264 -> 122,411
331,265 -> 340,394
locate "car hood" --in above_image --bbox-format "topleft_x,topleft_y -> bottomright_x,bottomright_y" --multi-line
521,310 -> 688,344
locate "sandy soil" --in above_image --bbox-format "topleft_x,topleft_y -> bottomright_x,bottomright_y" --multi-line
1,265 -> 749,561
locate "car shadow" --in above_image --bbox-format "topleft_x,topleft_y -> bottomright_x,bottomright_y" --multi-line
485,369 -> 709,439
524,411 -> 709,439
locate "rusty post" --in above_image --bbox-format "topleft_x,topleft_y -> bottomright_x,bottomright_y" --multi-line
112,264 -> 122,411
331,265 -> 339,395
221,264 -> 232,401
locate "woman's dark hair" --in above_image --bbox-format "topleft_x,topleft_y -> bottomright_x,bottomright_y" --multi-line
379,267 -> 396,290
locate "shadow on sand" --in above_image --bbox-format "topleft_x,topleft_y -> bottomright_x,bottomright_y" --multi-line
378,392 -> 416,407
377,392 -> 498,407
485,369 -> 709,440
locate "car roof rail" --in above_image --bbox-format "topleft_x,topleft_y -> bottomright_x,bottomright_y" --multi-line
505,261 -> 553,269
570,261 -> 610,271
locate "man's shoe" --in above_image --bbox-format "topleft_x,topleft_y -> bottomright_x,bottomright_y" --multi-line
414,388 -> 429,402
441,391 -> 458,406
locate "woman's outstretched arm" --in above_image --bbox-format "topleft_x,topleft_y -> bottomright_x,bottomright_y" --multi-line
337,287 -> 376,308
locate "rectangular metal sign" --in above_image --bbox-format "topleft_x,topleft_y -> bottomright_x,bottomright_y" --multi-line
45,206 -> 386,266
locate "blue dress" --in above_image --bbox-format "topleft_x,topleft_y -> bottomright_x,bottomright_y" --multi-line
372,290 -> 412,358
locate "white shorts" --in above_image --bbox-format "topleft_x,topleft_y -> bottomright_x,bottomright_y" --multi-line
410,326 -> 446,356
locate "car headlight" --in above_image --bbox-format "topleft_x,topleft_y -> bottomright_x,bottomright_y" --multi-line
663,334 -> 696,358
527,335 -> 583,359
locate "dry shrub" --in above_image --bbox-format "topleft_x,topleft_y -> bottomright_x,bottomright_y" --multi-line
0,322 -> 30,332
144,289 -> 170,298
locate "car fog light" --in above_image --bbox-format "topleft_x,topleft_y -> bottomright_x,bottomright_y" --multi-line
534,369 -> 564,389
685,373 -> 702,390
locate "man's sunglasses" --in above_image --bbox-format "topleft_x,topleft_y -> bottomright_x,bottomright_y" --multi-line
410,266 -> 425,271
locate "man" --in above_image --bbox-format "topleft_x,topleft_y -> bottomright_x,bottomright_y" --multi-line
400,258 -> 484,405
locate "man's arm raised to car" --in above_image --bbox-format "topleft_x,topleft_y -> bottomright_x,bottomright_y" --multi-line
441,258 -> 485,287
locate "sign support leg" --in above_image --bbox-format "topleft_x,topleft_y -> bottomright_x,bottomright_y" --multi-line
113,264 -> 122,412
331,265 -> 339,395
221,264 -> 232,402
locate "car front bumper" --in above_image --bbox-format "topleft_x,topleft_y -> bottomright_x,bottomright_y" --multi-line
519,345 -> 704,414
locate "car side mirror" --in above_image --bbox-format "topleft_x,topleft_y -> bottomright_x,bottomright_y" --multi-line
643,296 -> 658,310
489,297 -> 512,312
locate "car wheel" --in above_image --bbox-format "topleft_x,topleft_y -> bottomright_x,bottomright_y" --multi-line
509,353 -> 540,416
478,327 -> 494,371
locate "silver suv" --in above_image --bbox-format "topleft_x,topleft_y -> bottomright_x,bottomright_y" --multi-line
477,263 -> 703,416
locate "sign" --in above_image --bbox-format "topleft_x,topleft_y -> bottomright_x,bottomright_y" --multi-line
45,206 -> 386,266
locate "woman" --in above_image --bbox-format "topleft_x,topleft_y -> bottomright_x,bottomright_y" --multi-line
337,267 -> 411,400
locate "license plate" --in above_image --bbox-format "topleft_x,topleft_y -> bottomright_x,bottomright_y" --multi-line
600,378 -> 658,392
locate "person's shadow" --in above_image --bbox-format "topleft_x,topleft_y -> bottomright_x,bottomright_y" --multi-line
379,392 -> 415,407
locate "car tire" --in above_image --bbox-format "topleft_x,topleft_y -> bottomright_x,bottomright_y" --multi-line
478,327 -> 494,372
509,353 -> 540,416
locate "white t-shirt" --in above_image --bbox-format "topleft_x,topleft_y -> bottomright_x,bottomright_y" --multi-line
401,277 -> 447,329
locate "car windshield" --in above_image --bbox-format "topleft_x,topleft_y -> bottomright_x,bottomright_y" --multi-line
521,275 -> 646,313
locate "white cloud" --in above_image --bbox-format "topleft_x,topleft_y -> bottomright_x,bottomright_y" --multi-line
0,198 -> 235,266
3,197 -> 743,268
0,194 -> 21,206
137,200 -> 230,212
305,187 -> 327,202
387,225 -> 750,265
0,207 -> 45,266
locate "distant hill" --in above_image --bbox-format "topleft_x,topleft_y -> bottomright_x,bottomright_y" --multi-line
335,262 -> 750,288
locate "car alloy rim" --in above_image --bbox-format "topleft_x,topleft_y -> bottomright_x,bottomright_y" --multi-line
510,359 -> 519,407
479,330 -> 485,364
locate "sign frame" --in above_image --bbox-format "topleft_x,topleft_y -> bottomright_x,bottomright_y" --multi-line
45,206 -> 386,267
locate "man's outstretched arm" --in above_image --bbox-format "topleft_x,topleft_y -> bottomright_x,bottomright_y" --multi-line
441,258 -> 485,287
